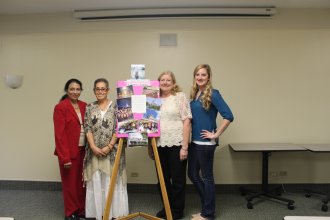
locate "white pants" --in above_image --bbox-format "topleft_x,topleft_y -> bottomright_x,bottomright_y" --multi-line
86,170 -> 129,220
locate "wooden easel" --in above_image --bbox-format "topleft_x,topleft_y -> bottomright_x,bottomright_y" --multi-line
102,138 -> 173,220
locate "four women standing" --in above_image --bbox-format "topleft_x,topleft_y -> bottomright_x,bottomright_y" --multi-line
54,64 -> 233,220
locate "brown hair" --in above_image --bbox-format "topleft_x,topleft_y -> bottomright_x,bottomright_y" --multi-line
93,78 -> 109,90
190,64 -> 213,110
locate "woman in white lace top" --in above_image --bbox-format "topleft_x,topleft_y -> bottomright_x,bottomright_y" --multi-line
151,71 -> 192,220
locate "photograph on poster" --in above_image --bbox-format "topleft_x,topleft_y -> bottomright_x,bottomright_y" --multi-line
131,64 -> 145,80
143,86 -> 160,98
138,119 -> 158,134
127,132 -> 148,147
143,97 -> 161,122
117,119 -> 158,135
117,119 -> 139,134
117,98 -> 134,123
117,85 -> 134,99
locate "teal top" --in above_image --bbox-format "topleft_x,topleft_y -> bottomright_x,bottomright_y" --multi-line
190,89 -> 234,145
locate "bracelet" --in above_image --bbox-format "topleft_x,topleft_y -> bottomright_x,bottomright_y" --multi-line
181,148 -> 188,152
108,143 -> 114,150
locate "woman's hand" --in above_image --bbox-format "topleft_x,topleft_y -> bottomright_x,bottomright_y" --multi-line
91,146 -> 107,157
200,129 -> 216,140
101,144 -> 113,155
180,148 -> 188,161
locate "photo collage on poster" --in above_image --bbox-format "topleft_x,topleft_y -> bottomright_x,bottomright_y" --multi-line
116,66 -> 161,147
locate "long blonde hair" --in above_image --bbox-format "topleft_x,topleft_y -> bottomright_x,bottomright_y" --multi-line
190,64 -> 213,110
158,71 -> 182,96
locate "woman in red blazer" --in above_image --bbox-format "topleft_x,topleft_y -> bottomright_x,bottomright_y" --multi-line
53,79 -> 87,220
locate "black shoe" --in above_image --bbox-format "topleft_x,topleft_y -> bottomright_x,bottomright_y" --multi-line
64,213 -> 80,220
156,208 -> 166,218
172,213 -> 183,220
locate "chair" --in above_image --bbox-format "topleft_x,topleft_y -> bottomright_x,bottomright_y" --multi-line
305,188 -> 329,212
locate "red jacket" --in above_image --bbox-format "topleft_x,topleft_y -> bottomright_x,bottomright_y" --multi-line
53,98 -> 87,165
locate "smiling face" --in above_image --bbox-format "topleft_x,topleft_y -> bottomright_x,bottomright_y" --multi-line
159,73 -> 174,96
194,67 -> 210,90
66,82 -> 82,102
94,81 -> 109,101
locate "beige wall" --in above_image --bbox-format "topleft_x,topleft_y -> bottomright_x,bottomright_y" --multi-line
0,9 -> 329,184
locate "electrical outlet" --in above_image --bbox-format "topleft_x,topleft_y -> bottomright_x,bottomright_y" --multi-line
131,172 -> 139,177
269,171 -> 278,177
279,171 -> 287,176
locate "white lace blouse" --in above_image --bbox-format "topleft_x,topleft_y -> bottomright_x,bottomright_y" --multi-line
157,92 -> 192,147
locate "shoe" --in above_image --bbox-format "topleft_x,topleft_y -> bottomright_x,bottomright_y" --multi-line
77,214 -> 85,219
191,215 -> 209,220
156,208 -> 166,218
172,213 -> 183,220
64,213 -> 80,220
191,213 -> 201,218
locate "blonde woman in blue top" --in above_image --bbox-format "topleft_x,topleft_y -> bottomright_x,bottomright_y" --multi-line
188,64 -> 234,220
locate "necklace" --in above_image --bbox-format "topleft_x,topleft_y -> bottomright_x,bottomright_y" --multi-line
71,103 -> 79,110
98,100 -> 109,111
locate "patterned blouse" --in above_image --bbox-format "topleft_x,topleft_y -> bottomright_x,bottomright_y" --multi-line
83,100 -> 126,184
157,92 -> 192,147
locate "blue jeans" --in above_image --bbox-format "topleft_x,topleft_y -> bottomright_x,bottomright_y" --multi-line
188,143 -> 216,219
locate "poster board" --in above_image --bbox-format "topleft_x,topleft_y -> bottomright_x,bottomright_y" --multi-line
116,79 -> 161,138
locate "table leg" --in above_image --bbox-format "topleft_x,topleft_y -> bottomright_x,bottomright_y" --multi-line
245,151 -> 295,210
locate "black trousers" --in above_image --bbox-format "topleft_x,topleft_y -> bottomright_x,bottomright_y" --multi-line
156,145 -> 187,216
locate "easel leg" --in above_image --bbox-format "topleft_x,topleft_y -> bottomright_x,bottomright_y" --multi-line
103,138 -> 172,220
151,138 -> 173,220
103,138 -> 124,220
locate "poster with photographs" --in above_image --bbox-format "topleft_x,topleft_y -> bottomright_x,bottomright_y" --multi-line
116,80 -> 161,140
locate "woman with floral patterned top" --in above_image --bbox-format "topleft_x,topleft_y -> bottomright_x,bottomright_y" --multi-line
83,78 -> 128,220
149,71 -> 192,220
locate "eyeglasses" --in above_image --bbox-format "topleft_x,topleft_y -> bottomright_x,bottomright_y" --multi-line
94,87 -> 108,93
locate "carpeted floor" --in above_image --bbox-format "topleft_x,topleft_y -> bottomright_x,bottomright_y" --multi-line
0,184 -> 329,220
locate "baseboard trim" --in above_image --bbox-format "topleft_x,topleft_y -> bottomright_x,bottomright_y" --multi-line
0,180 -> 329,193
0,180 -> 62,191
